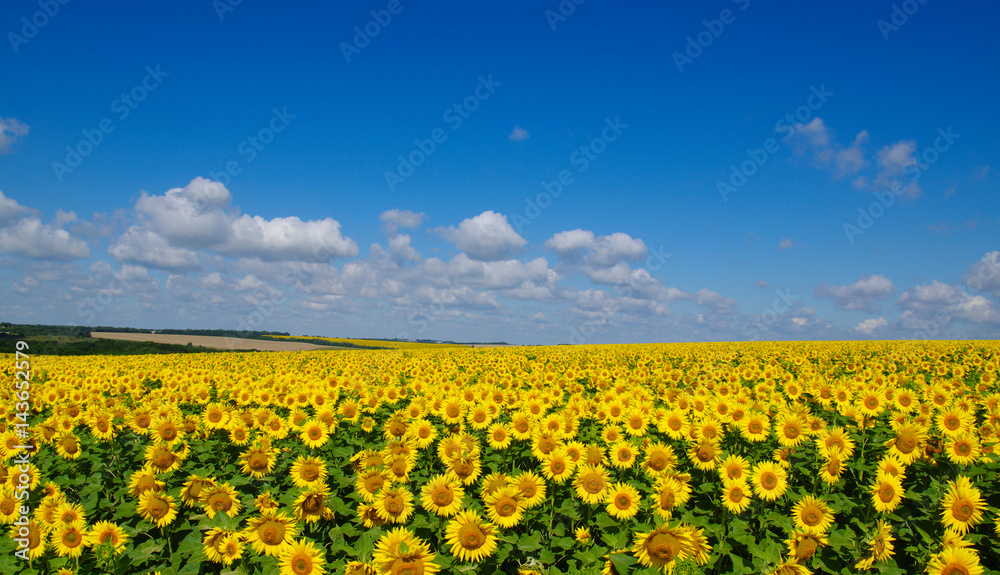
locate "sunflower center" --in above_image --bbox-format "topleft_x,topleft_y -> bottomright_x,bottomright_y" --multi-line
61,437 -> 79,454
301,464 -> 319,482
784,424 -> 800,438
796,537 -> 819,559
879,484 -> 896,503
944,416 -> 961,431
458,523 -> 486,549
952,500 -> 974,522
292,556 -> 312,575
761,472 -> 777,490
151,448 -> 175,469
308,428 -> 323,440
147,498 -> 169,518
63,529 -> 82,548
583,475 -> 603,494
649,454 -> 667,470
496,496 -> 517,517
259,520 -> 286,545
615,494 -> 631,509
248,452 -> 269,472
749,422 -> 763,434
646,532 -> 682,561
802,508 -> 821,526
302,495 -> 322,513
696,445 -> 715,462
550,460 -> 565,474
729,487 -> 744,502
896,433 -> 917,453
955,442 -> 971,457
209,493 -> 233,512
99,531 -> 114,545
434,485 -> 453,505
388,558 -> 424,575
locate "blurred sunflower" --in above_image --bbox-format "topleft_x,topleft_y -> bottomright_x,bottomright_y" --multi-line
926,547 -> 984,575
786,529 -> 827,563
202,482 -> 242,519
138,491 -> 177,528
631,524 -> 692,573
290,456 -> 328,488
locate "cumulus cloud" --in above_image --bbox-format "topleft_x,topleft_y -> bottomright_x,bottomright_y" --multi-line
854,317 -> 888,335
896,280 -> 1000,332
380,209 -> 427,236
388,234 -> 421,263
962,251 -> 1000,296
545,230 -> 647,267
0,217 -> 90,260
814,274 -> 894,311
436,211 -> 527,261
110,177 -> 358,268
508,125 -> 530,141
873,140 -> 920,198
0,116 -> 29,154
786,118 -> 867,177
0,191 -> 38,225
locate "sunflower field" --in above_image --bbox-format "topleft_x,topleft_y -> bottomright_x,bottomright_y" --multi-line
2,340 -> 999,575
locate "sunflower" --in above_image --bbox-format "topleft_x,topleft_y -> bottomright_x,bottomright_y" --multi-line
9,519 -> 45,559
278,537 -> 325,575
372,527 -> 441,575
876,454 -> 907,482
786,529 -> 827,563
540,448 -> 575,483
605,482 -> 641,520
483,486 -> 525,528
245,511 -> 297,557
355,469 -> 392,503
138,491 -> 177,528
937,406 -> 974,438
855,520 -> 894,570
575,526 -> 592,543
926,547 -> 984,575
486,423 -> 512,450
408,418 -> 439,449
940,475 -> 985,535
792,495 -> 833,534
718,454 -> 750,484
54,433 -> 82,460
631,524 -> 692,573
659,408 -> 690,440
573,464 -> 611,504
290,456 -> 328,488
202,402 -> 230,429
445,509 -> 498,562
608,441 -> 637,469
344,561 -> 376,575
255,492 -> 279,513
219,533 -> 244,566
51,520 -> 87,557
299,420 -> 329,449
240,444 -> 278,478
642,442 -> 677,478
775,413 -> 807,447
721,481 -> 752,514
180,475 -> 216,508
652,475 -> 691,520
420,474 -> 465,517
945,432 -> 981,466
144,441 -> 185,473
511,471 -> 547,509
751,461 -> 788,502
770,559 -> 812,575
816,426 -> 855,459
202,482 -> 242,519
374,486 -> 414,524
884,421 -> 927,464
740,412 -> 771,442
819,454 -> 843,485
870,475 -> 903,513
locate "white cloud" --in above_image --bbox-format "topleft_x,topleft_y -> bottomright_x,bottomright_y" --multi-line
508,125 -> 530,141
388,234 -> 421,263
545,230 -> 646,267
437,211 -> 527,261
0,191 -> 37,225
108,226 -> 202,272
962,251 -> 1000,296
779,238 -> 793,250
814,274 -> 894,311
380,209 -> 427,236
0,117 -> 29,154
222,215 -> 358,261
896,280 -> 1000,332
134,177 -> 234,248
874,140 -> 920,198
854,317 -> 888,335
787,118 -> 868,178
0,217 -> 90,260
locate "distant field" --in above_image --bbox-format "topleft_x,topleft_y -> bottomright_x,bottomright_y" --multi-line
262,334 -> 469,349
89,332 -> 350,351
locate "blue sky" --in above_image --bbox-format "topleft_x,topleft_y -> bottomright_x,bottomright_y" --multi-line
1,0 -> 998,344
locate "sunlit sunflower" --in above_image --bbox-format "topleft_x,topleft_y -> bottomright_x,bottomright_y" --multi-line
573,464 -> 611,504
937,405 -> 974,438
240,443 -> 278,478
855,520 -> 894,570
770,559 -> 812,575
651,475 -> 691,520
9,519 -> 45,559
605,482 -> 641,520
884,421 -> 927,464
355,469 -> 392,503
631,523 -> 693,573
144,441 -> 186,473
420,474 -> 464,517
483,486 -> 525,528
51,520 -> 87,557
870,475 -> 903,513
202,482 -> 242,519
575,526 -> 592,543
511,471 -> 547,509
290,456 -> 328,488
54,433 -> 82,460
659,408 -> 690,440
298,419 -> 329,449
180,475 -> 216,508
343,561 -> 376,575
792,495 -> 834,534
721,481 -> 752,514
408,418 -> 438,449
608,441 -> 637,469
739,411 -> 770,443
940,475 -> 985,535
138,491 -> 177,528
245,511 -> 297,557
819,454 -> 843,485
786,529 -> 827,563
445,509 -> 498,562
876,453 -> 907,482
641,442 -> 677,478
278,537 -> 325,575
775,413 -> 807,447
255,492 -> 279,513
486,423 -> 512,450
926,546 -> 984,575
372,527 -> 440,575
540,448 -> 575,483
816,426 -> 855,459
718,454 -> 750,484
751,461 -> 788,502
945,432 -> 981,466
374,486 -> 414,524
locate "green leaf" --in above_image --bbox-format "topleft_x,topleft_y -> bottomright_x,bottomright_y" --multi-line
518,532 -> 543,552
609,552 -> 636,572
